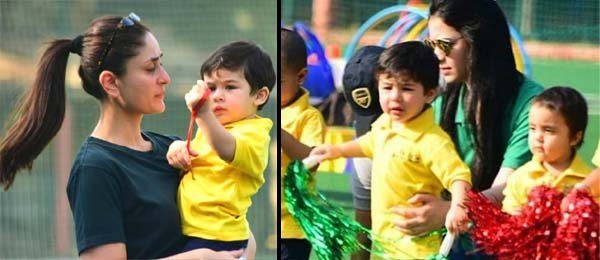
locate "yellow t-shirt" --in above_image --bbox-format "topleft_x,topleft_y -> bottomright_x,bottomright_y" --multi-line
502,153 -> 594,214
178,117 -> 272,241
281,88 -> 326,239
357,107 -> 472,259
593,139 -> 600,167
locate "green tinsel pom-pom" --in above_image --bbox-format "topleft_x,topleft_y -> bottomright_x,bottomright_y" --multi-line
284,159 -> 453,260
425,254 -> 450,260
284,160 -> 370,259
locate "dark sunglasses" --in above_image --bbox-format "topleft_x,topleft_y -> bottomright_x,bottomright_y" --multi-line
97,12 -> 141,69
423,37 -> 462,56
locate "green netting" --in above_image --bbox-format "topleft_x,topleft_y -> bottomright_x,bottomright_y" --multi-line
500,0 -> 599,43
0,0 -> 277,258
282,0 -> 600,44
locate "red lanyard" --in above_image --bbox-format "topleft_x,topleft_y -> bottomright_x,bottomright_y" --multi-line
186,89 -> 211,153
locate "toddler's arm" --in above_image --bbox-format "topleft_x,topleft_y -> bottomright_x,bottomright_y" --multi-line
309,140 -> 364,161
281,129 -> 313,160
445,180 -> 471,234
185,80 -> 236,162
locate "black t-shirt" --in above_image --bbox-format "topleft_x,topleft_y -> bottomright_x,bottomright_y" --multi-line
66,131 -> 186,258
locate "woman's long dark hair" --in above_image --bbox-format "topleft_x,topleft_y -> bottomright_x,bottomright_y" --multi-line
0,16 -> 149,190
431,0 -> 524,190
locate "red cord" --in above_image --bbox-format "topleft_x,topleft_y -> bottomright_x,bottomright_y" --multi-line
186,89 -> 211,153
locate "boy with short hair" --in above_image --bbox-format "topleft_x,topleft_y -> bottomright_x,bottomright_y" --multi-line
167,41 -> 275,252
310,41 -> 472,259
280,28 -> 326,260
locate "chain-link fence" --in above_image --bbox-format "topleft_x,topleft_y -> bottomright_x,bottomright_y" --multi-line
282,0 -> 599,44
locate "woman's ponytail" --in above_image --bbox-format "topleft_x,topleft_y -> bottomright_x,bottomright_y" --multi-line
0,38 -> 73,190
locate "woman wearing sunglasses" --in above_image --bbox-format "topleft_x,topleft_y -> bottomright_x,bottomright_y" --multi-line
0,14 -> 253,260
392,0 -> 544,257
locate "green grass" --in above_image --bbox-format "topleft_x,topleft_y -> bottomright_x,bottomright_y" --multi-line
530,58 -> 600,95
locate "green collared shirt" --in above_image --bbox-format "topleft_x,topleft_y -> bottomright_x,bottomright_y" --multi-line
432,78 -> 544,173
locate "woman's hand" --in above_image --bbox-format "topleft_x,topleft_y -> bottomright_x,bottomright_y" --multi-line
391,193 -> 450,236
166,140 -> 198,171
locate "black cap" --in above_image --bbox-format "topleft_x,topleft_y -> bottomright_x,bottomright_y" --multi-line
343,46 -> 385,136
343,45 -> 384,116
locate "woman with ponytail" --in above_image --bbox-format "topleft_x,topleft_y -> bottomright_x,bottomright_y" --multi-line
0,14 -> 252,259
391,0 -> 544,258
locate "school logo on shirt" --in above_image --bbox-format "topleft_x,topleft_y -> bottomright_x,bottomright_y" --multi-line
393,150 -> 421,163
351,87 -> 371,109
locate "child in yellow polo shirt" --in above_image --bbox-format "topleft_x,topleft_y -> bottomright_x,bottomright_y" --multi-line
310,41 -> 472,259
279,28 -> 326,260
503,86 -> 596,214
167,41 -> 275,252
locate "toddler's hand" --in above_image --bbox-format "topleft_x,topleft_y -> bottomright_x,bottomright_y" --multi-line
166,140 -> 199,171
309,144 -> 341,161
445,204 -> 469,234
185,80 -> 211,113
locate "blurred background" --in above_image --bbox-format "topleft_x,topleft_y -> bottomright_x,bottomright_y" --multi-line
0,0 -> 277,259
282,0 -> 598,259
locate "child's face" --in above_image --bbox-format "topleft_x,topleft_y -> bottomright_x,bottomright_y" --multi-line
528,103 -> 581,164
377,73 -> 436,124
204,68 -> 262,125
280,64 -> 306,107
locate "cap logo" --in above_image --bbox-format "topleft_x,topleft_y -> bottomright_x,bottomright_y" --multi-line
351,87 -> 371,109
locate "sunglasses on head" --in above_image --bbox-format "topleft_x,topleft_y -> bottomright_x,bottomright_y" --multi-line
97,12 -> 141,69
423,37 -> 462,56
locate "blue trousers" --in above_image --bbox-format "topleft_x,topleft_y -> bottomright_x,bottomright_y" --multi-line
281,238 -> 312,260
448,234 -> 494,260
182,236 -> 247,252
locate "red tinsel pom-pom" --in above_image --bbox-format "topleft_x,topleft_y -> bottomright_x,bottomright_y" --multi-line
466,186 -> 599,260
466,190 -> 514,259
550,189 -> 599,260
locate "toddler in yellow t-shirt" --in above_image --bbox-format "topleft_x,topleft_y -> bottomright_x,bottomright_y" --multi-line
503,86 -> 596,214
167,41 -> 275,253
279,28 -> 326,260
310,42 -> 472,259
